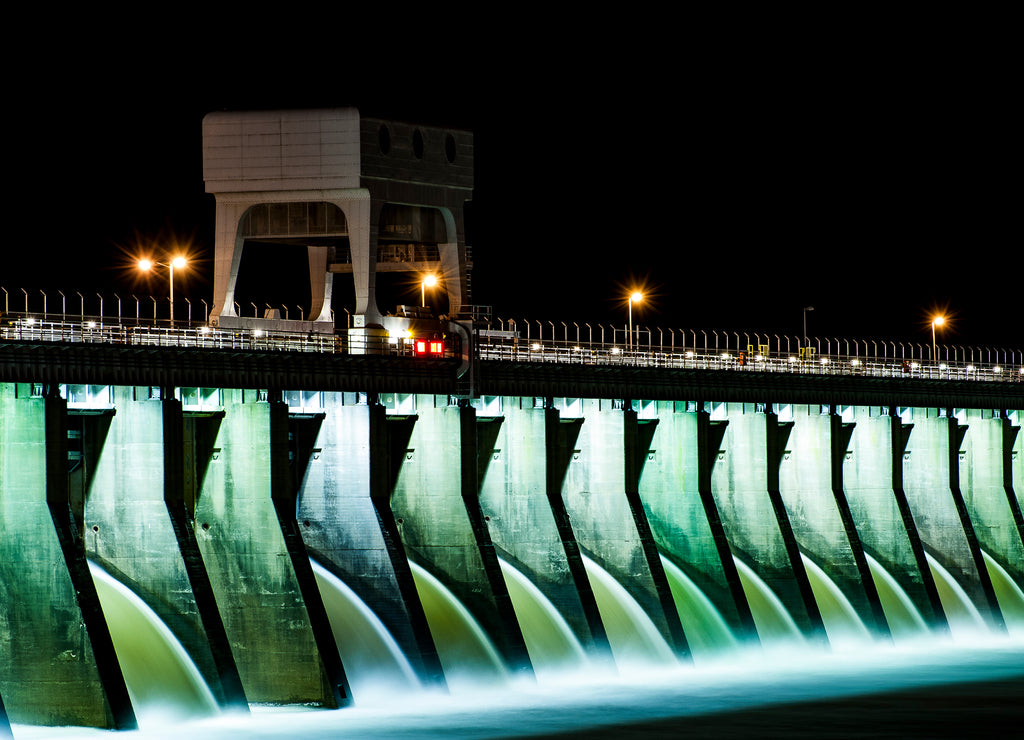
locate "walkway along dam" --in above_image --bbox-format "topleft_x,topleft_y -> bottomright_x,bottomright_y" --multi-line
1,326 -> 1023,733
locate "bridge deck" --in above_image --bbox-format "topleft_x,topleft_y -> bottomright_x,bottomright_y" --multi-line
2,339 -> 1021,408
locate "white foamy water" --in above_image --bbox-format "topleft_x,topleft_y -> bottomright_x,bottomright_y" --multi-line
12,634 -> 1024,740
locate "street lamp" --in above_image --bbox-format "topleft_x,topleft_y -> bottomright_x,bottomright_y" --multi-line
931,315 -> 945,363
421,274 -> 438,307
628,291 -> 643,350
138,255 -> 187,326
803,306 -> 814,345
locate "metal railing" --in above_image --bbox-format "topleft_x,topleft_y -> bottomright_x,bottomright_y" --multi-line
0,316 -> 425,357
2,309 -> 1022,383
478,319 -> 1024,383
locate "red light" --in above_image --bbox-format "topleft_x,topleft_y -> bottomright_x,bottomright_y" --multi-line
413,338 -> 444,357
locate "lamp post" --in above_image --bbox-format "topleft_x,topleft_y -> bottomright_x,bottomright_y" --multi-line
138,255 -> 186,326
803,306 -> 814,345
628,291 -> 643,351
421,274 -> 438,307
931,315 -> 945,363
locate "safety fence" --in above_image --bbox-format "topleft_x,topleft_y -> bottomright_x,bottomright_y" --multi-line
2,313 -> 1022,383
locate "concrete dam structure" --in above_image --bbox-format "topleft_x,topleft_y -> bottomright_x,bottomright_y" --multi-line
2,359 -> 1023,732
2,106 -> 1023,734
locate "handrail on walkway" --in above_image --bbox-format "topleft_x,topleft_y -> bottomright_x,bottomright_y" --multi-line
2,311 -> 1022,384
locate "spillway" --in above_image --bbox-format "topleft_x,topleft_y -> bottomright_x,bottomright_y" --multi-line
2,388 -> 1023,737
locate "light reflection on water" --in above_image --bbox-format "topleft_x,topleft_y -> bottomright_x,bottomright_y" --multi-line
13,634 -> 1024,740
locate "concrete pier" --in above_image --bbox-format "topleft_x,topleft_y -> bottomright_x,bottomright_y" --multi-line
1,379 -> 1022,729
388,396 -> 533,677
190,390 -> 346,706
292,393 -> 445,687
475,398 -> 613,663
74,386 -> 247,710
636,402 -> 758,647
0,385 -> 134,729
776,405 -> 888,640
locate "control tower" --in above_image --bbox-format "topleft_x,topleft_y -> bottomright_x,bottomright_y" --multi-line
202,108 -> 473,338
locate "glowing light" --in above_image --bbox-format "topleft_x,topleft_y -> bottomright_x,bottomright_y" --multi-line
137,254 -> 188,327
626,291 -> 643,350
421,274 -> 439,306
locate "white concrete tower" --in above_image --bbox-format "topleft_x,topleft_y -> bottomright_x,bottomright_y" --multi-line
201,108 -> 473,335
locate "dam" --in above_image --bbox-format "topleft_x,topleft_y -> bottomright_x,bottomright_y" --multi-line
1,325 -> 1022,735
2,108 -> 1023,736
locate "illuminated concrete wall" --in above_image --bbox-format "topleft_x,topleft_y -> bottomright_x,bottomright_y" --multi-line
476,398 -> 612,662
0,385 -> 133,729
558,399 -> 689,658
76,386 -> 246,709
190,389 -> 346,706
840,407 -> 947,634
636,401 -> 758,644
709,403 -> 828,642
2,382 -> 1022,729
387,396 -> 532,676
292,394 -> 445,687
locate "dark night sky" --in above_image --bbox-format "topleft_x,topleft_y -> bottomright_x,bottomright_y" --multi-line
4,16 -> 1019,350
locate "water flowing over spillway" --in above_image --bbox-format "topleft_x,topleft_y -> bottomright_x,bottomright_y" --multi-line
4,391 -> 1023,738
13,552 -> 1023,740
86,562 -> 219,727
